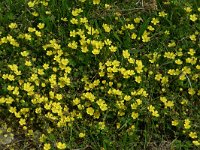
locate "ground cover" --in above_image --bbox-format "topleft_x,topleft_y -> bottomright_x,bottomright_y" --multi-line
0,0 -> 200,149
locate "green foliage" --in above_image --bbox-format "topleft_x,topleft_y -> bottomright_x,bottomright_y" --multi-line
0,0 -> 200,149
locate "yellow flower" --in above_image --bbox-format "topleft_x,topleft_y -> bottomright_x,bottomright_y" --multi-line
159,11 -> 167,17
56,142 -> 67,149
93,0 -> 100,5
102,24 -> 112,32
175,59 -> 183,65
136,99 -> 142,105
161,76 -> 168,85
125,24 -> 135,30
165,101 -> 174,108
55,94 -> 63,100
9,23 -> 18,29
148,105 -> 155,112
188,48 -> 195,56
68,41 -> 78,49
152,110 -> 159,117
99,103 -> 108,111
134,17 -> 141,23
151,18 -> 159,25
79,132 -> 85,138
109,45 -> 117,52
164,30 -> 170,35
188,88 -> 195,96
19,118 -> 26,126
124,95 -> 131,101
189,34 -> 196,41
123,50 -> 130,58
46,11 -> 51,15
73,98 -> 80,105
86,107 -> 94,116
92,48 -> 100,55
21,51 -> 29,57
28,1 -> 35,8
99,122 -> 105,130
72,9 -> 79,16
155,73 -> 162,81
190,14 -> 198,22
43,63 -> 49,70
196,65 -> 200,70
94,111 -> 100,119
131,33 -> 137,39
184,119 -> 191,129
43,143 -> 51,150
37,23 -> 45,29
105,4 -> 111,9
61,17 -> 67,22
70,18 -> 78,24
160,97 -> 167,103
28,27 -> 36,32
32,11 -> 39,16
131,112 -> 139,119
184,7 -> 192,13
135,76 -> 142,83
189,132 -> 197,139
24,33 -> 32,40
142,31 -> 150,42
104,39 -> 112,45
164,52 -> 176,59
147,25 -> 154,31
192,140 -> 200,146
7,74 -> 15,81
35,31 -> 42,37
168,41 -> 176,47
172,120 -> 179,126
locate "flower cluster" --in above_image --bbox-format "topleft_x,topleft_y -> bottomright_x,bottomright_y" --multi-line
0,0 -> 199,149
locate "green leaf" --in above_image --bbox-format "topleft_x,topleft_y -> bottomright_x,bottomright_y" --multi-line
113,33 -> 122,44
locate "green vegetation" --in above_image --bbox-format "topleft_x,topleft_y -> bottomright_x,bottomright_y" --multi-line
0,0 -> 199,149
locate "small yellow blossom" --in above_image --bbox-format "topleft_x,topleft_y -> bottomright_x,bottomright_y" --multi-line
184,119 -> 191,129
109,45 -> 117,52
37,23 -> 45,29
188,88 -> 195,96
131,32 -> 137,39
98,122 -> 105,130
184,7 -> 192,13
102,24 -> 112,32
19,118 -> 26,126
159,11 -> 167,17
151,18 -> 159,25
86,107 -> 94,116
56,142 -> 67,150
172,120 -> 179,126
131,112 -> 139,119
9,23 -> 18,29
142,31 -> 150,42
189,132 -> 197,139
105,4 -> 111,9
134,17 -> 141,23
123,50 -> 130,58
189,34 -> 196,41
190,14 -> 198,22
193,140 -> 200,146
93,0 -> 100,5
28,27 -> 36,32
79,132 -> 85,138
28,1 -> 35,8
43,143 -> 51,150
135,76 -> 142,83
